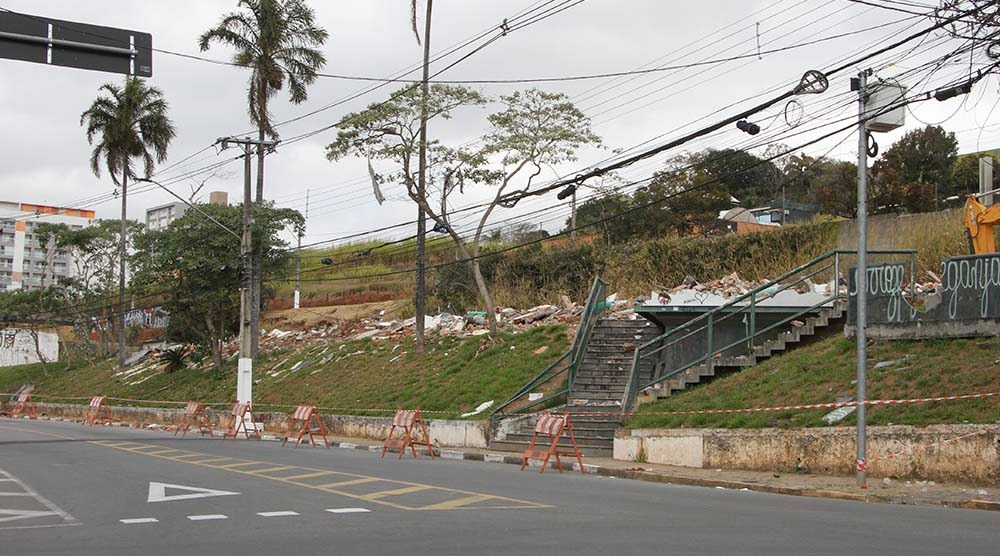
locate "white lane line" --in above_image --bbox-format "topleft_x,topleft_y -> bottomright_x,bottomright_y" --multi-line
0,468 -> 78,526
0,492 -> 33,496
325,508 -> 371,514
120,518 -> 159,524
187,514 -> 228,521
256,511 -> 299,517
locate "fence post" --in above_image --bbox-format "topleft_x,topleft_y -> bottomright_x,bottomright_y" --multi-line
706,312 -> 714,356
834,252 -> 841,300
748,292 -> 757,355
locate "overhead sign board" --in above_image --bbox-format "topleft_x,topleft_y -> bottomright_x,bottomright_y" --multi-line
0,10 -> 152,77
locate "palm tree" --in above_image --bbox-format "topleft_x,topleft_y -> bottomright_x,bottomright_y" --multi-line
199,0 -> 328,357
80,77 -> 175,367
198,0 -> 328,202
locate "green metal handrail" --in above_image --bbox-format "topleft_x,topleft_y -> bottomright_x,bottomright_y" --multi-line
620,249 -> 917,414
490,277 -> 608,423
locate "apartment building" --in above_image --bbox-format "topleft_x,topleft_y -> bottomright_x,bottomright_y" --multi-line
144,201 -> 187,231
0,201 -> 95,291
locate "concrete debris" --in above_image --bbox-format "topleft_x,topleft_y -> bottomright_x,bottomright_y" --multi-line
460,400 -> 494,417
533,345 -> 550,355
511,304 -> 559,324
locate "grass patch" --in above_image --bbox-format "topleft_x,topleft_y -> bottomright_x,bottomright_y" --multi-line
626,335 -> 1000,429
0,325 -> 570,419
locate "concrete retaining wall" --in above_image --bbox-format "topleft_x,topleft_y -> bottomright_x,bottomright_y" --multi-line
16,402 -> 488,448
615,425 -> 1000,485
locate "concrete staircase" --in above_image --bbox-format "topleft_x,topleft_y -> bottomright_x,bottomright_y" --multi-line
489,318 -> 660,457
639,300 -> 847,403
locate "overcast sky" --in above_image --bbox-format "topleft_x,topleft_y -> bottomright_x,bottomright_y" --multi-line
1,0 -> 997,246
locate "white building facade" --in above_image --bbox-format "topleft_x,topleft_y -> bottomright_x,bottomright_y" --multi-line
0,201 -> 95,291
145,201 -> 187,231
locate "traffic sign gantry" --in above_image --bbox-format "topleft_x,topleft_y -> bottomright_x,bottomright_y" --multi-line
0,9 -> 152,77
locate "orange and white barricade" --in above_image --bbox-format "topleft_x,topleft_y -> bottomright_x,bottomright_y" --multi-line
221,402 -> 260,440
82,396 -> 113,426
520,413 -> 584,474
282,405 -> 329,448
381,409 -> 435,459
9,390 -> 38,419
175,401 -> 213,437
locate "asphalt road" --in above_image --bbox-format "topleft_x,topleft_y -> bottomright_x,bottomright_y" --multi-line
0,419 -> 997,556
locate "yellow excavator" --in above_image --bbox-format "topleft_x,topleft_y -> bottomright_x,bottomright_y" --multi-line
965,191 -> 1000,254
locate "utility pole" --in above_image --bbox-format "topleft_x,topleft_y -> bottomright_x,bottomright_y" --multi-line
853,69 -> 871,488
980,157 -> 994,205
218,136 -> 276,409
117,169 -> 128,368
294,189 -> 309,310
414,0 -> 433,354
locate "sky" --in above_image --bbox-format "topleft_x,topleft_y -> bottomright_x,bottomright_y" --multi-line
1,0 -> 997,248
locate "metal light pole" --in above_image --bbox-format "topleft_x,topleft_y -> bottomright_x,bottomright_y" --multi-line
854,69 -> 871,488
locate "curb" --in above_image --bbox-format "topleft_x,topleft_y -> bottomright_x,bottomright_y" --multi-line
10,415 -> 998,511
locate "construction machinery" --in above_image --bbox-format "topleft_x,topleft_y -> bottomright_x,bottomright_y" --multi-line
964,189 -> 1000,254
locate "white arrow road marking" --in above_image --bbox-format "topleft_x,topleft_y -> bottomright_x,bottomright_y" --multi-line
147,482 -> 240,503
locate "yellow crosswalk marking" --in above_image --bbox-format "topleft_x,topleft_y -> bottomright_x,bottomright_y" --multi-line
363,485 -> 432,500
217,461 -> 265,469
317,477 -> 379,488
248,465 -> 297,475
282,470 -> 338,481
417,494 -> 495,510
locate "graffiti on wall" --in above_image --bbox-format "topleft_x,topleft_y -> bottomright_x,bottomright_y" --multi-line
94,306 -> 170,331
0,328 -> 59,367
848,253 -> 1000,324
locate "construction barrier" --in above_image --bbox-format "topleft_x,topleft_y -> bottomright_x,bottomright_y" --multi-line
381,409 -> 435,459
175,402 -> 213,437
520,413 -> 584,474
7,390 -> 38,419
221,402 -> 260,440
82,396 -> 113,426
282,405 -> 329,448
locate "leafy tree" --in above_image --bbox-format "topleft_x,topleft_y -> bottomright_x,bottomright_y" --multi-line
812,160 -> 858,218
35,220 -> 143,358
697,148 -> 777,207
131,203 -> 303,369
872,125 -> 958,210
565,191 -> 637,243
327,87 -> 600,336
80,77 -> 175,366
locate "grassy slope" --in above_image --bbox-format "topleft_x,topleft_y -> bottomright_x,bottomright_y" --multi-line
0,325 -> 569,419
627,335 -> 1000,429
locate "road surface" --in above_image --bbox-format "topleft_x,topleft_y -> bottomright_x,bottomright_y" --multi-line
0,418 -> 997,555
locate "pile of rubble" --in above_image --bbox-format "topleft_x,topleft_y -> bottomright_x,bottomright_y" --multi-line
642,272 -> 767,306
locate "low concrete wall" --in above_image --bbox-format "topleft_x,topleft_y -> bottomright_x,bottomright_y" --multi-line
616,425 -> 1000,485
16,402 -> 488,449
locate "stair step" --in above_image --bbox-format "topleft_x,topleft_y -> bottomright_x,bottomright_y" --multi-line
504,433 -> 612,445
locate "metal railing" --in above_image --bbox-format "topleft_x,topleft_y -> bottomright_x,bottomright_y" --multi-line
490,277 -> 608,424
620,249 -> 917,415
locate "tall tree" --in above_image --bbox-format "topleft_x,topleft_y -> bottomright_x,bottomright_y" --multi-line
872,125 -> 958,210
80,77 -> 175,367
327,87 -> 600,336
199,0 -> 328,355
131,203 -> 302,370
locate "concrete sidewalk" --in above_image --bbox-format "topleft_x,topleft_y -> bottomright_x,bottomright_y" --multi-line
22,414 -> 998,512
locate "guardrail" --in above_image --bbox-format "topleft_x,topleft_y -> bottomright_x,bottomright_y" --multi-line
490,277 -> 608,424
620,249 -> 917,415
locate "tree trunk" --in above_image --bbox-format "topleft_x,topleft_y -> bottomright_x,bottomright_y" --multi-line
56,327 -> 73,370
117,171 -> 128,367
28,328 -> 47,376
470,259 -> 498,337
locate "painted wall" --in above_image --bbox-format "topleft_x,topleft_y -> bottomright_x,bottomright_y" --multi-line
0,328 -> 58,367
615,425 -> 1000,485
